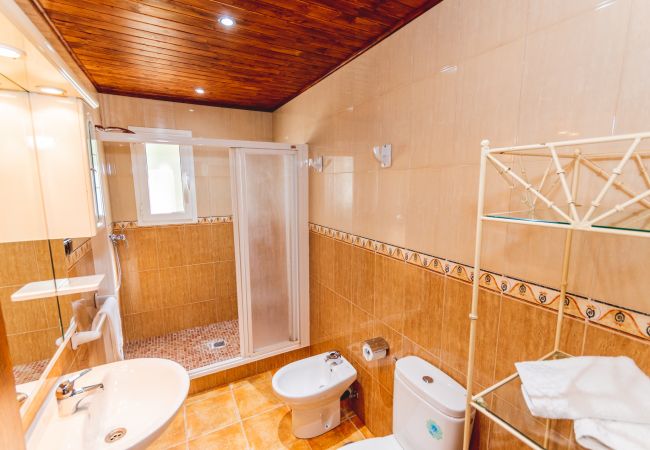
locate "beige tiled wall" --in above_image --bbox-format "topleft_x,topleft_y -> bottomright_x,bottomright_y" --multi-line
0,241 -> 64,366
99,94 -> 273,140
0,238 -> 95,367
105,143 -> 233,222
115,222 -> 238,342
310,231 -> 650,447
274,1 -> 650,446
100,93 -> 273,222
273,0 -> 650,314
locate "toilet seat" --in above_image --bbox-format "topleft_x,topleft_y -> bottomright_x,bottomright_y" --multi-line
347,435 -> 402,449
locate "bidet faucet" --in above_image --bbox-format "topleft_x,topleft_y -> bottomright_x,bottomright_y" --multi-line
56,368 -> 104,416
325,350 -> 342,366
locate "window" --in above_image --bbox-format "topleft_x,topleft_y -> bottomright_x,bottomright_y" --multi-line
130,128 -> 197,225
86,119 -> 105,228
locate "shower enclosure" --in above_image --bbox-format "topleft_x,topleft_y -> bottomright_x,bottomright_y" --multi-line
100,128 -> 308,377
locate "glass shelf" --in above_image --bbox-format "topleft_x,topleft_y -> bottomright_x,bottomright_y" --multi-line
484,145 -> 650,236
471,351 -> 577,450
484,213 -> 650,236
10,274 -> 105,302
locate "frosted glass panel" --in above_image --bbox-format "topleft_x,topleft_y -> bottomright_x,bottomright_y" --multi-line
243,153 -> 294,351
145,143 -> 184,214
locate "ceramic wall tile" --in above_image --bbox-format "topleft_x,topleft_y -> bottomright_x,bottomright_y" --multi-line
403,267 -> 445,358
347,304 -> 375,370
494,297 -> 586,383
378,85 -> 413,171
100,93 -> 272,141
517,0 -> 630,144
274,0 -> 650,316
373,254 -> 406,334
411,0 -> 462,80
409,70 -> 460,169
526,0 -> 605,33
453,40 -> 525,165
615,0 -> 650,134
370,320 -> 403,395
582,324 -> 650,373
441,280 -> 500,388
457,0 -> 529,60
349,246 -> 375,315
308,226 -> 648,442
115,222 -> 237,340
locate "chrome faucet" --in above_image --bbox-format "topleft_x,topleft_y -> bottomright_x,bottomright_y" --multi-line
56,368 -> 104,416
325,350 -> 342,366
108,233 -> 127,245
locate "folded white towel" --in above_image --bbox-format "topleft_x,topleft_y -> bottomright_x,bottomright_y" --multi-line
94,295 -> 124,362
515,356 -> 650,424
574,418 -> 650,450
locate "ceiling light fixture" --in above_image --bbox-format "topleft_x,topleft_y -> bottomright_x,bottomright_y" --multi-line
218,16 -> 235,27
0,43 -> 25,59
37,86 -> 65,95
195,87 -> 205,94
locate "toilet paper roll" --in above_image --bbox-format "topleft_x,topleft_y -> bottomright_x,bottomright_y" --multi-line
362,337 -> 389,362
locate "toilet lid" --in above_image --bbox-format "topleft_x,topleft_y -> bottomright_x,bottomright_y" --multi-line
347,435 -> 401,449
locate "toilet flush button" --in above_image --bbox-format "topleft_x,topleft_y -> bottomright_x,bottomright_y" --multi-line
422,375 -> 434,384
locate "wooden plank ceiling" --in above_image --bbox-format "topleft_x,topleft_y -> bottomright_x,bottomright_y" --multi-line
33,0 -> 441,111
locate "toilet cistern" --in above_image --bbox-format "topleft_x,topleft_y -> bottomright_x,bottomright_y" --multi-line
56,368 -> 104,416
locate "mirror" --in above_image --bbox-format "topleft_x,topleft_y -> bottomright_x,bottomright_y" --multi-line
0,44 -> 63,386
0,240 -> 64,386
0,10 -> 96,409
0,73 -> 65,386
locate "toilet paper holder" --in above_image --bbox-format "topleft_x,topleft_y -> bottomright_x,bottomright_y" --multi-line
362,337 -> 389,361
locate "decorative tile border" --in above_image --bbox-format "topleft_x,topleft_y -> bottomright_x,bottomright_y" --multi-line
113,216 -> 233,230
309,223 -> 650,341
65,239 -> 93,270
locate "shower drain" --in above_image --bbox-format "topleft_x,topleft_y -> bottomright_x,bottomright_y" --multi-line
105,428 -> 127,443
207,339 -> 226,349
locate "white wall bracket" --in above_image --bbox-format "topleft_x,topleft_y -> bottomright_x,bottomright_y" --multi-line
373,144 -> 392,168
307,155 -> 323,172
70,313 -> 105,350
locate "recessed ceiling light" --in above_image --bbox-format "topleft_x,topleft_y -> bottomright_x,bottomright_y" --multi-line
37,86 -> 65,95
218,16 -> 235,27
195,87 -> 205,95
0,43 -> 25,59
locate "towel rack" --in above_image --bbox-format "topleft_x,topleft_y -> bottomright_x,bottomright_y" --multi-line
462,132 -> 650,450
71,312 -> 106,350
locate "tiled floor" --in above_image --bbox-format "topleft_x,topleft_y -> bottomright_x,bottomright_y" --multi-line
149,370 -> 372,449
13,358 -> 49,385
124,320 -> 240,371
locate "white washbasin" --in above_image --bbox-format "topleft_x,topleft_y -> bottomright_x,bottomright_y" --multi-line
27,358 -> 189,450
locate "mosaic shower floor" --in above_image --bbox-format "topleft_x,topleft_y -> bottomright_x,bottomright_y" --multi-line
124,320 -> 240,371
13,359 -> 49,385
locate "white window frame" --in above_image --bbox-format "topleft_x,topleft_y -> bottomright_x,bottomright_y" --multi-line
129,127 -> 198,226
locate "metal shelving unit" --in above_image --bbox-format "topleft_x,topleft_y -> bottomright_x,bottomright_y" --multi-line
462,132 -> 650,449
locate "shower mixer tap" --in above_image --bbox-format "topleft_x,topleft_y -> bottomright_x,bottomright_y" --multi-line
109,233 -> 127,244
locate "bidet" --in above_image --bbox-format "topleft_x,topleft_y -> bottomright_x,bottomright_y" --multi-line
272,351 -> 357,438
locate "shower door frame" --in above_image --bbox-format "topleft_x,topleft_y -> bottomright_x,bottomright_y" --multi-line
230,145 -> 310,360
96,129 -> 309,378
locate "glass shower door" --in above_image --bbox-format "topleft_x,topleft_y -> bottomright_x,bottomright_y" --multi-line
232,148 -> 299,354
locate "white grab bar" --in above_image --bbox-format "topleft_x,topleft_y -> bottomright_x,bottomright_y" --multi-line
70,312 -> 106,350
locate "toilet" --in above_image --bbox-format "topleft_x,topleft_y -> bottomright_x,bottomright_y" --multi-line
347,356 -> 473,450
272,351 -> 357,438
